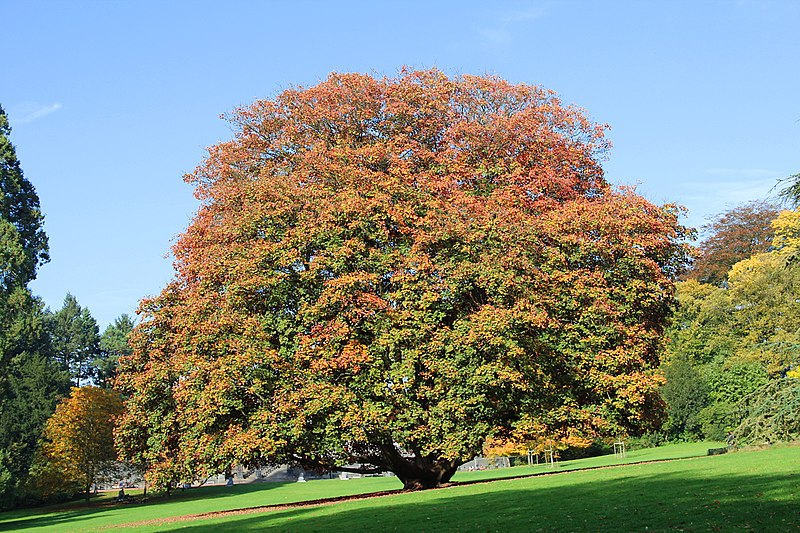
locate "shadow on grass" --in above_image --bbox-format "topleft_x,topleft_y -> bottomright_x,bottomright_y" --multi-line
0,481 -> 293,532
147,480 -> 298,505
158,468 -> 800,532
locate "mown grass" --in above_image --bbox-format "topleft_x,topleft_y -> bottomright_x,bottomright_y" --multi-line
5,442 -> 798,532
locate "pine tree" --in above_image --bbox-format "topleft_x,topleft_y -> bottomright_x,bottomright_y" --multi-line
0,104 -> 68,509
47,294 -> 101,387
0,105 -> 48,290
95,314 -> 134,388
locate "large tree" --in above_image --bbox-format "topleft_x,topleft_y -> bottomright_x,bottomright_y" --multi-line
0,105 -> 67,508
116,71 -> 690,490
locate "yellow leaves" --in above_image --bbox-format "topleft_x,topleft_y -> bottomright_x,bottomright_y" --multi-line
34,387 -> 124,494
484,425 -> 592,457
483,436 -> 529,457
562,434 -> 593,449
727,248 -> 783,288
771,209 -> 800,251
676,278 -> 718,303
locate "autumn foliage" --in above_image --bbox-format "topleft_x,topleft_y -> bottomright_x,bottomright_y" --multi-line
116,70 -> 690,489
686,200 -> 779,286
32,386 -> 123,500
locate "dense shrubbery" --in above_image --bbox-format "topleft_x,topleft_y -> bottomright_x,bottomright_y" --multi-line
660,205 -> 800,446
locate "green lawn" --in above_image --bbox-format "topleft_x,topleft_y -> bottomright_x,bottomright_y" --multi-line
4,442 -> 798,532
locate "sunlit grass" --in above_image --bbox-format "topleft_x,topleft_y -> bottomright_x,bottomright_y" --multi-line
5,442 -> 795,532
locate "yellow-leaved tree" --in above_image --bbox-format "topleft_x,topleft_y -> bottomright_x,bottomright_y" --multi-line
32,386 -> 123,501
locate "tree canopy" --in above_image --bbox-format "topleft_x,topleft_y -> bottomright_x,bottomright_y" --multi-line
116,70 -> 690,490
686,200 -> 779,286
670,209 -> 800,375
0,104 -> 48,290
665,207 -> 800,442
31,386 -> 123,501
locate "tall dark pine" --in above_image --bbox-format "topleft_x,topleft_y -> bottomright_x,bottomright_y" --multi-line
0,104 -> 67,509
47,294 -> 101,387
0,105 -> 48,290
96,313 -> 135,388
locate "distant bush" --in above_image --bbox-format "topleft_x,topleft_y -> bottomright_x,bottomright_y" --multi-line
697,402 -> 738,441
661,356 -> 707,439
626,433 -> 668,450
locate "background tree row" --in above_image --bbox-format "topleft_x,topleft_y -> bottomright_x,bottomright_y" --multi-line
0,105 -> 133,508
662,201 -> 800,443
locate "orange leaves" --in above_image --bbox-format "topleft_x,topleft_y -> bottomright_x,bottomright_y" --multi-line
116,69 -> 689,488
312,271 -> 389,321
301,337 -> 373,374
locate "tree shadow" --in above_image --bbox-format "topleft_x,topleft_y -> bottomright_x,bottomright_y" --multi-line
0,481 -> 293,531
160,469 -> 800,532
0,506 -> 112,532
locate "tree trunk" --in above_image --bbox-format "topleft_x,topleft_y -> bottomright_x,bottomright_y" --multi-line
85,470 -> 93,502
395,460 -> 460,490
378,444 -> 462,490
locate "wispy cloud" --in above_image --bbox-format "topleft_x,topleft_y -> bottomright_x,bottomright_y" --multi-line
479,4 -> 547,48
479,27 -> 514,47
13,103 -> 62,125
499,5 -> 546,24
705,167 -> 780,178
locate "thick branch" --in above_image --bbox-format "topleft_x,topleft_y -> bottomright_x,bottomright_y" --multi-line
290,454 -> 385,475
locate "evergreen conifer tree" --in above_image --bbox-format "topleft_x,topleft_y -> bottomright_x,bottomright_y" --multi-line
0,105 -> 68,508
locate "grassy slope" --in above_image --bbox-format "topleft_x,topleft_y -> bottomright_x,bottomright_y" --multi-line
149,445 -> 800,533
5,442 -> 798,532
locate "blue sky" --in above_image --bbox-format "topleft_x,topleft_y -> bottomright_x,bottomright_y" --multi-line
3,0 -> 799,328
